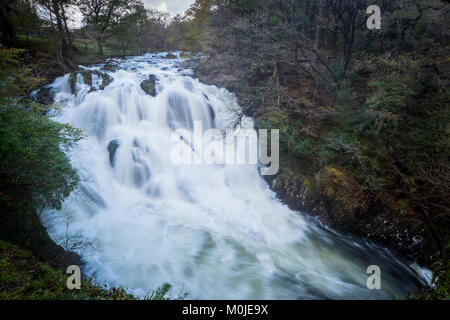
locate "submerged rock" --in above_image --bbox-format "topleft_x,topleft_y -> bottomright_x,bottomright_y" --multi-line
141,74 -> 157,97
93,70 -> 112,90
165,53 -> 177,59
108,139 -> 120,167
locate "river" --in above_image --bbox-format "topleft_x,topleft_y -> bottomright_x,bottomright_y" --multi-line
41,52 -> 429,299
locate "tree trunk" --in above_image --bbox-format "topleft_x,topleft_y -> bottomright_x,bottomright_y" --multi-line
96,34 -> 104,57
59,3 -> 72,46
0,6 -> 17,46
51,0 -> 68,53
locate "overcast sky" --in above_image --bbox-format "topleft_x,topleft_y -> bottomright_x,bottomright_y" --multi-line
142,0 -> 195,16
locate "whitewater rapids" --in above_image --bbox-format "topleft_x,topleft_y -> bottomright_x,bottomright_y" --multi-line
41,52 -> 428,299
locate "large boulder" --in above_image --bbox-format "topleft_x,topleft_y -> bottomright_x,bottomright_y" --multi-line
140,74 -> 157,97
164,53 -> 177,59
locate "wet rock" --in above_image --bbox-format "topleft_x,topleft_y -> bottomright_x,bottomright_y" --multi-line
103,63 -> 117,72
69,72 -> 77,94
93,70 -> 112,90
108,139 -> 120,167
141,74 -> 157,97
35,87 -> 53,105
102,59 -> 119,72
182,56 -> 201,70
80,70 -> 93,87
69,70 -> 111,93
165,53 -> 177,59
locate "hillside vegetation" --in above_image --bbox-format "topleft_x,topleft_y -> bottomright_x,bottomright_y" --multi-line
180,0 -> 449,298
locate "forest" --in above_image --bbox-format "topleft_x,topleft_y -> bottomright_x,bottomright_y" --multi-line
0,0 -> 449,300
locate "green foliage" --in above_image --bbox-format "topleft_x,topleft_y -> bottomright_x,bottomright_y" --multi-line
292,138 -> 314,159
260,118 -> 316,161
144,283 -> 190,300
0,45 -> 43,97
0,240 -> 135,300
361,73 -> 419,136
0,100 -> 83,212
229,0 -> 260,14
0,240 -> 190,300
415,245 -> 450,300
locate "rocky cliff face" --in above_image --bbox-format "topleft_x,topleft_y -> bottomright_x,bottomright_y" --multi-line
266,167 -> 429,263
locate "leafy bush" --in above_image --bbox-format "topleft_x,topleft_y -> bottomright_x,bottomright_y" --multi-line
292,138 -> 314,159
0,45 -> 43,97
0,101 -> 83,212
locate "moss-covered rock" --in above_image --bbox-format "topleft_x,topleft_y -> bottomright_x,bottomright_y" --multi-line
69,70 -> 112,94
80,70 -> 93,87
69,72 -> 77,94
92,70 -> 112,90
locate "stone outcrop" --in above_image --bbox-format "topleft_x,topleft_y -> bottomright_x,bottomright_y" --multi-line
68,70 -> 112,94
140,74 -> 157,97
164,53 -> 177,59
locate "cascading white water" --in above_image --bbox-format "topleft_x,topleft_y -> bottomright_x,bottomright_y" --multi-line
42,52 -> 429,299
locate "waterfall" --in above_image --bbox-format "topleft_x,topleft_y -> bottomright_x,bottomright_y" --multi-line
42,53 -> 429,299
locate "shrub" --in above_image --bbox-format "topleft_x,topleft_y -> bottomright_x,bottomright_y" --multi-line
292,138 -> 314,159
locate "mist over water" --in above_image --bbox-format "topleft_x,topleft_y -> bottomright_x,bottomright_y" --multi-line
42,53 -> 428,299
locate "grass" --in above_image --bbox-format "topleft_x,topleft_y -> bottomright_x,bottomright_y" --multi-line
0,240 -> 190,300
0,240 -> 136,300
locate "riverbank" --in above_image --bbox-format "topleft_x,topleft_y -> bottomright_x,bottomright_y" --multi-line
0,42 -> 134,298
190,53 -> 449,299
1,47 -> 194,299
